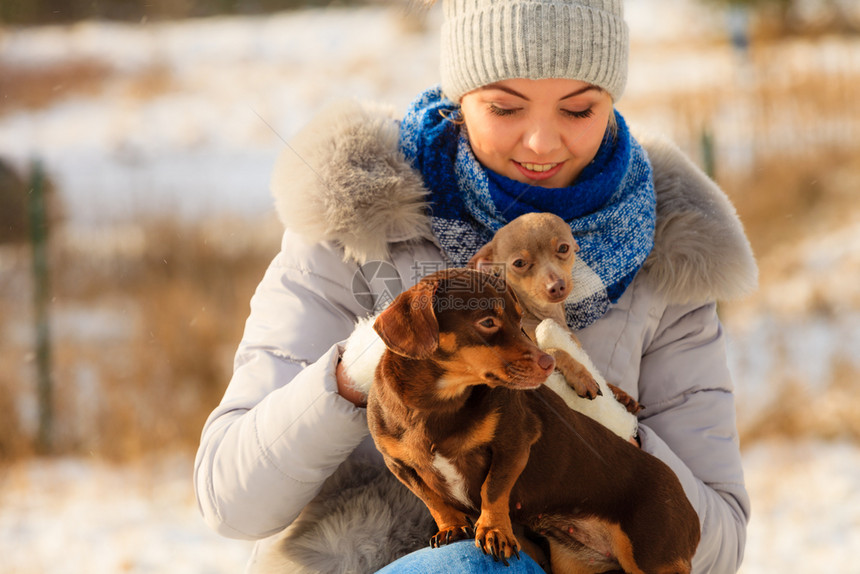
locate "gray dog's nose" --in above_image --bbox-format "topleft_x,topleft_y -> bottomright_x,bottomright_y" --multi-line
546,279 -> 567,299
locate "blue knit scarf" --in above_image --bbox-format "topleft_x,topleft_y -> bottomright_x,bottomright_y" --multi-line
399,86 -> 656,330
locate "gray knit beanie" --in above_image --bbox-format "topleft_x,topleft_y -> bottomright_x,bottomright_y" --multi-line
440,0 -> 629,103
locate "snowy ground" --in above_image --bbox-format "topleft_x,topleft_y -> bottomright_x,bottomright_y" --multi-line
740,441 -> 860,573
1,441 -> 858,574
0,455 -> 254,574
2,1 -> 859,572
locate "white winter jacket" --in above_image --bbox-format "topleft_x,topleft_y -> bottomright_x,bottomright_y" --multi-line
194,101 -> 758,573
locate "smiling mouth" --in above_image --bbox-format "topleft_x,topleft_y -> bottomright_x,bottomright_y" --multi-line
514,161 -> 564,181
518,162 -> 558,173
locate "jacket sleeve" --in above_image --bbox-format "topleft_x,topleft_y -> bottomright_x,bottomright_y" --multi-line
636,301 -> 750,573
193,231 -> 372,540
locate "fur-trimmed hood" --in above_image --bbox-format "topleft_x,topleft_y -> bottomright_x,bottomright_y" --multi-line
271,100 -> 757,304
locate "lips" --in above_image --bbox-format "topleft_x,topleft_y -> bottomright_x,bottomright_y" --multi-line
513,160 -> 565,182
519,162 -> 557,173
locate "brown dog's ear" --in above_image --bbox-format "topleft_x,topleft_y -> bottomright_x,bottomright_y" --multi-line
468,242 -> 497,273
503,278 -> 524,317
373,280 -> 439,359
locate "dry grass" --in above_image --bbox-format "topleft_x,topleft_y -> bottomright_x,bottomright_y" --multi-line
739,360 -> 860,445
723,147 -> 860,262
120,62 -> 176,101
0,60 -> 112,115
81,220 -> 276,460
0,371 -> 34,462
0,245 -> 38,463
0,59 -> 178,117
0,217 -> 278,463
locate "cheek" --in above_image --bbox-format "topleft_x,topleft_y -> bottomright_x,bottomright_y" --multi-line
461,107 -> 516,163
573,107 -> 613,154
467,121 -> 511,161
576,129 -> 604,158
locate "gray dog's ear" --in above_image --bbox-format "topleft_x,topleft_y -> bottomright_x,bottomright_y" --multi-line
468,242 -> 496,272
373,280 -> 439,359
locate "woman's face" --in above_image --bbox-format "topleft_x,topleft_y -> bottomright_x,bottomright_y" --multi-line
459,78 -> 613,188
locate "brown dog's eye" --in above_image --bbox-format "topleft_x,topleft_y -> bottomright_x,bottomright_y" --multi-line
477,317 -> 499,330
557,243 -> 570,254
512,258 -> 527,269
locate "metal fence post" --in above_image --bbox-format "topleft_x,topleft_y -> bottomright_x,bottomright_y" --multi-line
701,127 -> 716,180
28,159 -> 54,454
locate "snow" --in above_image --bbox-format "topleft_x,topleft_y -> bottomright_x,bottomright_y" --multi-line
1,442 -> 858,573
740,441 -> 860,573
2,1 -> 859,572
0,456 -> 254,574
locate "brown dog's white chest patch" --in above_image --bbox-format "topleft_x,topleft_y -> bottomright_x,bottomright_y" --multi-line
430,411 -> 500,510
431,453 -> 475,510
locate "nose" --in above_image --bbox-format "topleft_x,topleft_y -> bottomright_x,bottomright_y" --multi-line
537,352 -> 555,374
524,118 -> 562,156
546,278 -> 567,299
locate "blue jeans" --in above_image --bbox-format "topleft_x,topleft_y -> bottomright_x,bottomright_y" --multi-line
376,540 -> 547,573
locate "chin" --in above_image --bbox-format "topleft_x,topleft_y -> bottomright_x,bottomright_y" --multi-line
526,176 -> 573,189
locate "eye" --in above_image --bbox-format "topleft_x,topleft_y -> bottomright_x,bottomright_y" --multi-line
561,108 -> 595,120
557,243 -> 571,255
488,104 -> 519,117
477,317 -> 500,330
512,258 -> 528,269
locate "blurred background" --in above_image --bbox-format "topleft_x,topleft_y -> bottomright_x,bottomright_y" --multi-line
1,0 -> 858,571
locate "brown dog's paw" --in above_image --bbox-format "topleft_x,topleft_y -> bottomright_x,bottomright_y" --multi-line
607,383 -> 643,414
549,349 -> 602,400
571,372 -> 601,400
430,525 -> 475,548
475,524 -> 521,566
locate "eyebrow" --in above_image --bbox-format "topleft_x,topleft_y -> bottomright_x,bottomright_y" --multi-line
480,83 -> 599,101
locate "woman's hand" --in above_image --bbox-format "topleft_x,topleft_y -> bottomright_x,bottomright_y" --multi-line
336,359 -> 367,408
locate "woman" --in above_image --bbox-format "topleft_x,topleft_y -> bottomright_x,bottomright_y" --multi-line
194,1 -> 757,572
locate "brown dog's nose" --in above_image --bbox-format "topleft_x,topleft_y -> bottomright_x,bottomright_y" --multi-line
537,352 -> 555,373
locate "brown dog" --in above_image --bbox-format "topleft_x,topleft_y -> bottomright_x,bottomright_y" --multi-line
367,268 -> 700,574
470,212 -> 641,415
